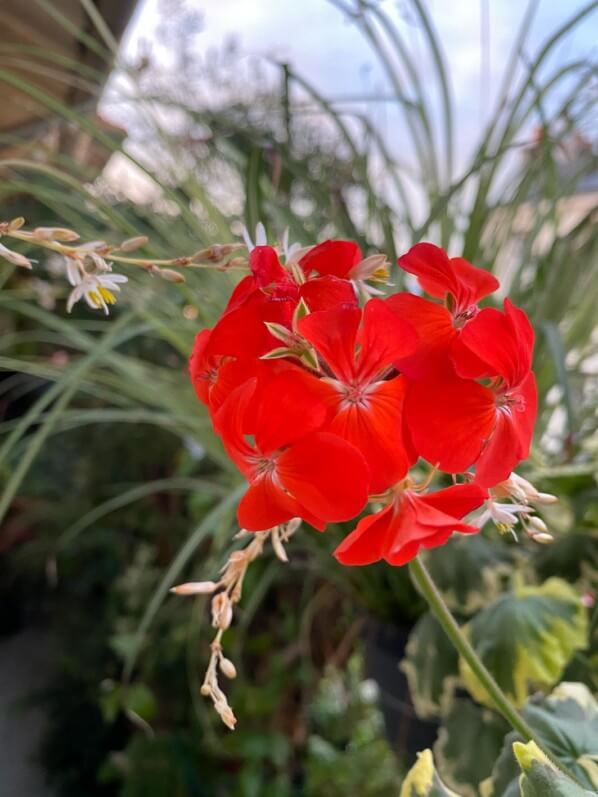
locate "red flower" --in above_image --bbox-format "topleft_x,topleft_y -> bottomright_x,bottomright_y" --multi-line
405,300 -> 537,487
299,240 -> 362,279
296,299 -> 418,493
334,483 -> 487,566
216,368 -> 369,531
386,243 -> 499,378
189,329 -> 258,413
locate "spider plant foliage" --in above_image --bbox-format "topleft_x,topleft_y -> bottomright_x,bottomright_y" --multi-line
0,1 -> 597,795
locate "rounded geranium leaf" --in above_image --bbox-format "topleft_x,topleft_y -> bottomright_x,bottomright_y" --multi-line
400,612 -> 460,719
400,749 -> 463,797
482,683 -> 598,797
459,578 -> 588,708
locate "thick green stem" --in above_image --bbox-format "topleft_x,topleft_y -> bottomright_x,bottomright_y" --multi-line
409,555 -> 583,786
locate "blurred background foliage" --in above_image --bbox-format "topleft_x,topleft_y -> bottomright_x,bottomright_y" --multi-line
0,0 -> 596,795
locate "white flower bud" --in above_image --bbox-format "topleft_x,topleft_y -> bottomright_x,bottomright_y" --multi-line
535,492 -> 558,505
528,516 -> 548,534
531,532 -> 554,544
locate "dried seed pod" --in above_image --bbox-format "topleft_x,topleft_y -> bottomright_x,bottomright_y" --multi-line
211,592 -> 233,629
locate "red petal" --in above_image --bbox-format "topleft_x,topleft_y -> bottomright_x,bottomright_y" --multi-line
297,305 -> 361,382
223,275 -> 257,313
356,298 -> 418,382
189,329 -> 214,404
325,376 -> 413,493
207,291 -> 294,359
299,240 -> 362,278
277,431 -> 369,522
474,372 -> 537,487
385,492 -> 480,565
253,365 -> 331,454
250,246 -> 290,289
238,474 -> 303,531
405,377 -> 496,473
208,358 -> 258,416
385,293 -> 456,379
450,257 -> 500,307
299,275 -> 358,311
213,379 -> 257,477
419,483 -> 488,517
334,504 -> 394,565
398,243 -> 498,311
453,300 -> 534,387
398,243 -> 458,298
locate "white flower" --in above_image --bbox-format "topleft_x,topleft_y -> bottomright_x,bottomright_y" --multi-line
66,267 -> 128,314
473,499 -> 532,538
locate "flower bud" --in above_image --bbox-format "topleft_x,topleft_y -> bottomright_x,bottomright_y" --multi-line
535,492 -> 558,505
531,532 -> 554,544
527,516 -> 548,534
33,226 -> 80,242
9,216 -> 25,230
158,268 -> 186,283
170,580 -> 218,595
219,657 -> 237,679
0,242 -> 32,269
118,235 -> 148,252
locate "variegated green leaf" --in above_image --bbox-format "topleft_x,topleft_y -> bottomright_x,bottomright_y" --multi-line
514,741 -> 596,797
481,683 -> 598,797
434,700 -> 508,797
401,612 -> 460,719
460,578 -> 588,707
400,749 -> 462,797
423,535 -> 513,615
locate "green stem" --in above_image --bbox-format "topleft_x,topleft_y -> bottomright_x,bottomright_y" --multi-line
409,555 -> 583,787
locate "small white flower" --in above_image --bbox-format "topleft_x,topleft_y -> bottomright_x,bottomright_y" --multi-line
66,270 -> 128,314
473,499 -> 531,538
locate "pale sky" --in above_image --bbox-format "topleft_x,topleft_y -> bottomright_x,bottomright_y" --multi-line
102,0 -> 596,204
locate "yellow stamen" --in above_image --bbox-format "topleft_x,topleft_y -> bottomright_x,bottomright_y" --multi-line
99,287 -> 116,304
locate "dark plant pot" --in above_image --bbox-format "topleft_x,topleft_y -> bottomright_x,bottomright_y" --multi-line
363,618 -> 439,759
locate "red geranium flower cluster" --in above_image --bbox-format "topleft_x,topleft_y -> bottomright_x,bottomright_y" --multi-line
190,239 -> 537,566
